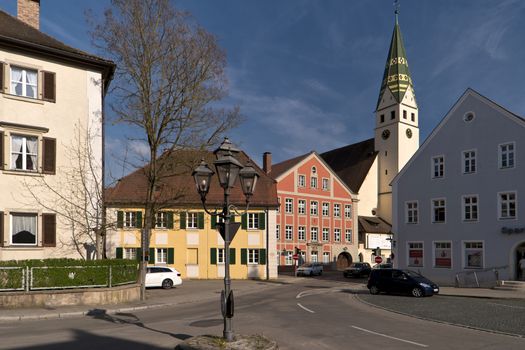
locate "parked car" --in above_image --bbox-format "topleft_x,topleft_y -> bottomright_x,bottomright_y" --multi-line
372,263 -> 393,269
146,266 -> 182,289
296,263 -> 323,276
343,262 -> 372,278
367,268 -> 439,297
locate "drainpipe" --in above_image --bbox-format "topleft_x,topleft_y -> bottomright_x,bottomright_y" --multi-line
266,208 -> 269,280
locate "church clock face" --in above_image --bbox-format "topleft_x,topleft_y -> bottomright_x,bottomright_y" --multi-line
381,129 -> 390,140
406,128 -> 413,139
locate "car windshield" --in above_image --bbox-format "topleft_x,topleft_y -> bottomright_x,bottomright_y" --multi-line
402,270 -> 424,278
301,264 -> 313,267
350,263 -> 363,267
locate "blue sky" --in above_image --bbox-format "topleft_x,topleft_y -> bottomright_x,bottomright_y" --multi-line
2,0 -> 525,182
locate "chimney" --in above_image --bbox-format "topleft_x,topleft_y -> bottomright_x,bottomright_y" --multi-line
18,0 -> 40,30
263,152 -> 272,174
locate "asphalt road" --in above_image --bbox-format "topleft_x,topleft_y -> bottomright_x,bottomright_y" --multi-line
0,278 -> 524,349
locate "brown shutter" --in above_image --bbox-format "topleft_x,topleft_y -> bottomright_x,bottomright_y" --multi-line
42,213 -> 56,247
42,71 -> 56,102
0,62 -> 4,93
42,137 -> 56,174
0,212 -> 4,247
0,131 -> 3,170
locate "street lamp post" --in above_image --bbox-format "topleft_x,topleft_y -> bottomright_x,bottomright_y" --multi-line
192,138 -> 259,342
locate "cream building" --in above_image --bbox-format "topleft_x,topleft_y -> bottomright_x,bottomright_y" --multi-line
0,1 -> 114,260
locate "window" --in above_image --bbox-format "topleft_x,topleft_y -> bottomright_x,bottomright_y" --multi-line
408,242 -> 423,267
298,200 -> 306,215
432,156 -> 444,178
310,176 -> 317,189
345,229 -> 352,243
276,225 -> 280,240
344,205 -> 352,219
406,201 -> 418,224
499,142 -> 515,169
311,166 -> 317,174
298,174 -> 306,187
187,212 -> 198,229
322,228 -> 329,242
403,110 -> 407,119
298,226 -> 306,241
285,225 -> 293,240
277,198 -> 280,212
411,113 -> 415,122
380,114 -> 385,123
124,248 -> 137,260
11,66 -> 37,98
11,135 -> 38,171
463,195 -> 478,221
463,150 -> 476,174
311,227 -> 318,242
217,248 -> 225,264
390,110 -> 395,120
334,204 -> 341,218
464,242 -> 483,268
499,192 -> 517,219
323,252 -> 330,264
334,228 -> 341,242
285,198 -> 293,214
248,213 -> 259,229
322,178 -> 329,191
432,199 -> 446,223
322,203 -> 329,217
311,251 -> 318,263
124,212 -> 138,228
11,213 -> 37,245
156,212 -> 167,228
310,201 -> 318,216
248,249 -> 259,264
434,242 -> 451,268
156,248 -> 167,264
285,251 -> 293,265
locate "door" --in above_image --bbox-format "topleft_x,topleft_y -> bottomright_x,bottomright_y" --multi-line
186,248 -> 199,278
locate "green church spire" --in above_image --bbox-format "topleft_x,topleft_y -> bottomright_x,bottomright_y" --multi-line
376,15 -> 414,110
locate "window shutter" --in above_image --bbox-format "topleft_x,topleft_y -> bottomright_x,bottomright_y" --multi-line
42,71 -> 56,102
0,211 -> 4,247
166,212 -> 174,229
180,212 -> 186,229
258,212 -> 266,230
259,249 -> 266,265
149,248 -> 155,263
241,214 -> 247,230
211,215 -> 217,229
167,248 -> 174,264
230,248 -> 236,265
42,213 -> 56,247
136,211 -> 143,228
42,138 -> 56,174
116,247 -> 123,259
117,211 -> 124,228
0,131 -> 3,170
136,248 -> 142,261
198,212 -> 204,229
210,248 -> 217,265
241,248 -> 247,265
0,62 -> 4,92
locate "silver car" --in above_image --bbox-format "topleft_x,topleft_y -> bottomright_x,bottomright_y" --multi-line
296,263 -> 323,276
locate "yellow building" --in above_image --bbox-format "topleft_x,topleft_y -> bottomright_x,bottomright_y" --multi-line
105,150 -> 279,279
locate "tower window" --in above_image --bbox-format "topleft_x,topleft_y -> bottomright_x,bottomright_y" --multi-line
391,110 -> 395,120
385,151 -> 387,156
385,169 -> 388,175
411,113 -> 415,122
380,114 -> 385,123
403,110 -> 407,119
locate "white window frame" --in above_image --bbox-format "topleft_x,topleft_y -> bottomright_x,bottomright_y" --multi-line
298,199 -> 306,215
298,226 -> 306,241
431,155 -> 445,178
310,176 -> 318,189
276,225 -> 280,240
334,228 -> 341,242
187,212 -> 198,229
322,178 -> 329,191
310,201 -> 318,216
217,248 -> 225,264
10,213 -> 38,246
322,228 -> 329,242
344,205 -> 352,219
10,66 -> 38,99
247,213 -> 259,230
285,225 -> 293,241
311,227 -> 318,242
334,204 -> 341,218
124,248 -> 137,260
462,195 -> 479,222
311,251 -> 318,263
433,241 -> 452,269
124,211 -> 137,228
322,252 -> 330,263
431,198 -> 446,223
498,191 -> 517,220
407,241 -> 424,267
322,202 -> 329,217
345,229 -> 352,243
298,174 -> 306,188
285,198 -> 293,214
405,201 -> 419,224
285,251 -> 293,266
462,149 -> 476,174
11,134 -> 38,172
499,142 -> 515,169
156,248 -> 167,264
463,241 -> 484,269
155,212 -> 167,229
248,249 -> 259,264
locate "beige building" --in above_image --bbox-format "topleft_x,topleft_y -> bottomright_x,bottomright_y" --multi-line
0,1 -> 114,260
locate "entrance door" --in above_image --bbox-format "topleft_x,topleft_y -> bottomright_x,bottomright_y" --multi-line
517,243 -> 525,281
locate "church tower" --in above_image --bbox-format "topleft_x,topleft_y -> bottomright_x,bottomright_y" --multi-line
374,11 -> 419,224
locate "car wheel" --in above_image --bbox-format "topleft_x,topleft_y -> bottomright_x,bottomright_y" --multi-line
162,279 -> 174,289
411,287 -> 423,297
309,271 -> 313,277
369,285 -> 380,295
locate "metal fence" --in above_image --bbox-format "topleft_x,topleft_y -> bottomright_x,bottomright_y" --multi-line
0,267 -> 26,292
455,266 -> 508,288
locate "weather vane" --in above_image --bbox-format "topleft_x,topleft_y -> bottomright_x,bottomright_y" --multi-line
394,0 -> 400,16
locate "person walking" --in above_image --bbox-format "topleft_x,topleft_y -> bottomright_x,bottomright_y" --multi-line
520,254 -> 525,281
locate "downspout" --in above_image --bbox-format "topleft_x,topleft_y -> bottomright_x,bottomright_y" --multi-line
100,77 -> 106,259
266,207 -> 269,280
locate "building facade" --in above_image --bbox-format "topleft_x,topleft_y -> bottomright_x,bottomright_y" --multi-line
268,152 -> 358,269
392,89 -> 525,285
0,1 -> 114,260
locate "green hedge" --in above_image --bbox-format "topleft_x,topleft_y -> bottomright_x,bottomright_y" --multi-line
0,268 -> 24,290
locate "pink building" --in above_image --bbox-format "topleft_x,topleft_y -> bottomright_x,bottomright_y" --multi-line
264,152 -> 358,269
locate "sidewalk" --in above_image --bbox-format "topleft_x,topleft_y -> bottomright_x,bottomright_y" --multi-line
0,276 -> 523,322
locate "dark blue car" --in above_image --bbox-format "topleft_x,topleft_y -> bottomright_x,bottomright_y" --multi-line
367,268 -> 439,297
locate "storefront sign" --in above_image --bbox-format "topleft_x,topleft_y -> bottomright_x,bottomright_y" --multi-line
501,227 -> 525,235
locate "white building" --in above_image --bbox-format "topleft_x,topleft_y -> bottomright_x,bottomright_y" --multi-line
392,89 -> 525,285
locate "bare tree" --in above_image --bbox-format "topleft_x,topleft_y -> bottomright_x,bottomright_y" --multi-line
90,0 -> 241,299
22,124 -> 105,260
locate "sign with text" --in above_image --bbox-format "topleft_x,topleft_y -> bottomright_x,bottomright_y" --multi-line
366,234 -> 392,250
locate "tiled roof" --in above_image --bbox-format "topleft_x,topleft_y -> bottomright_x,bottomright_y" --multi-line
105,149 -> 278,209
320,138 -> 377,193
269,152 -> 312,179
358,216 -> 392,234
0,10 -> 114,80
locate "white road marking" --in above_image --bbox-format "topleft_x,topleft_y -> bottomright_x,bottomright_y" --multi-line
488,302 -> 525,310
351,326 -> 429,348
297,303 -> 315,313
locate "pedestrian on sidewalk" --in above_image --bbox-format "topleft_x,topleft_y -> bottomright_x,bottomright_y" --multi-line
520,254 -> 525,281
